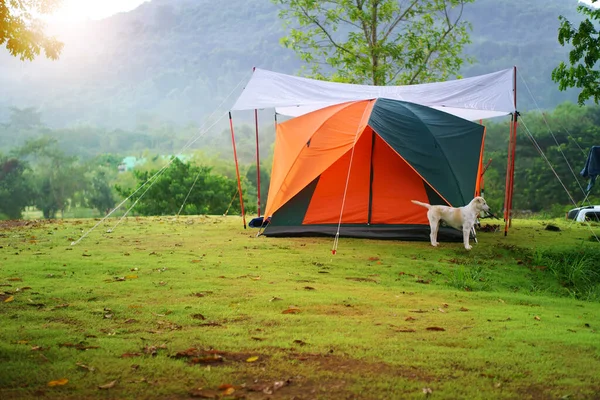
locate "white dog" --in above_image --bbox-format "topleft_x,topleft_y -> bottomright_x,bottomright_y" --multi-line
411,197 -> 490,250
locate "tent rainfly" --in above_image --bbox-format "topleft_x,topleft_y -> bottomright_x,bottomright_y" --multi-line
229,67 -> 518,238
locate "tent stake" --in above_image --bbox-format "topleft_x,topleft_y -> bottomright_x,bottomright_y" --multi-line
229,112 -> 247,229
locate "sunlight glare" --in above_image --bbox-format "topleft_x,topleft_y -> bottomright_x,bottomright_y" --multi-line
44,0 -> 148,22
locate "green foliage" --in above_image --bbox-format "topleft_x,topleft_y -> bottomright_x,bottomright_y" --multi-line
274,0 -> 474,85
482,102 -> 600,213
117,157 -> 242,216
552,0 -> 600,105
16,137 -> 86,218
541,247 -> 600,301
0,0 -> 63,60
86,168 -> 116,215
0,156 -> 33,219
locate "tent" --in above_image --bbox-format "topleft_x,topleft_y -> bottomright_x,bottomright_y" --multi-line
229,67 -> 518,238
260,98 -> 485,240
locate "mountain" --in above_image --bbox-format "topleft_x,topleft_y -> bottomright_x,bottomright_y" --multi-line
0,0 -> 584,129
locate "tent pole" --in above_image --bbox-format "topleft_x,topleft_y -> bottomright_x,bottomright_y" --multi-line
254,108 -> 261,217
504,66 -> 518,236
503,114 -> 514,236
508,66 -> 518,229
229,112 -> 247,229
367,132 -> 376,225
508,113 -> 518,227
252,67 -> 262,218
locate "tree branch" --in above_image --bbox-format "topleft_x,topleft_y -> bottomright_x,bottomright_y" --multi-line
407,1 -> 465,84
299,4 -> 357,58
381,0 -> 419,43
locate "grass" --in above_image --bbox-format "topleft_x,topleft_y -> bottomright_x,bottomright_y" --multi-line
0,216 -> 599,399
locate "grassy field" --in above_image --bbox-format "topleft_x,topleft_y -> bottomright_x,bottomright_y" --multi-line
0,216 -> 599,399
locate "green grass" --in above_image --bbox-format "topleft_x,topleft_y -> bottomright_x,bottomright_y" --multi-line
0,216 -> 599,399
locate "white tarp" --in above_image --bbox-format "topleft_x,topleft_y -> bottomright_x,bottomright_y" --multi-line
231,68 -> 516,121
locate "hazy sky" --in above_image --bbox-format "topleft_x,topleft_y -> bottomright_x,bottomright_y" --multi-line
44,0 -> 597,22
45,0 -> 149,22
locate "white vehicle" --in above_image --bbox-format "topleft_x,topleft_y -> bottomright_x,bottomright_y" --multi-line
566,205 -> 600,222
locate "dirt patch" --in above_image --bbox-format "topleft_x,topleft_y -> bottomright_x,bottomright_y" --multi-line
177,348 -> 435,399
285,352 -> 434,382
0,220 -> 45,230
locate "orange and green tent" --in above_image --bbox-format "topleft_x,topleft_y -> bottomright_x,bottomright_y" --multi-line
262,98 -> 486,241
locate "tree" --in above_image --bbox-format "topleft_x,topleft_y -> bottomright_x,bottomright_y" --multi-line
273,0 -> 474,85
116,157 -> 242,216
0,156 -> 33,219
16,137 -> 85,218
86,167 -> 116,215
0,0 -> 64,60
552,0 -> 600,105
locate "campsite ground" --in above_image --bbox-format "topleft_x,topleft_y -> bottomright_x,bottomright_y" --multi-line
0,216 -> 599,399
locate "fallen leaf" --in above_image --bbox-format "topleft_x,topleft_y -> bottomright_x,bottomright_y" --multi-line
125,275 -> 138,279
7,277 -> 23,282
191,314 -> 206,320
293,339 -> 307,346
438,308 -> 446,313
218,384 -> 234,390
282,307 -> 301,314
409,309 -> 428,313
415,279 -> 431,284
124,318 -> 138,324
304,286 -> 315,290
48,378 -> 68,387
442,303 -> 449,308
459,307 -> 469,312
426,327 -> 446,331
368,257 -> 380,261
405,316 -> 417,321
534,316 -> 541,321
395,328 -> 416,333
251,337 -> 265,341
76,363 -> 95,372
246,356 -> 259,362
4,295 -> 14,303
98,380 -> 117,390
52,304 -> 69,310
423,387 -> 433,394
270,297 -> 283,302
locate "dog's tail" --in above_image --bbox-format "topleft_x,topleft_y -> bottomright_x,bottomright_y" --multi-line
411,200 -> 431,209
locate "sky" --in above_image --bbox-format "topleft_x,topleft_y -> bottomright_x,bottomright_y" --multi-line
43,0 -> 597,22
44,0 -> 149,22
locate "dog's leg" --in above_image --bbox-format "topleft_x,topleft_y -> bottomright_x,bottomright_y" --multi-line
463,225 -> 472,250
429,217 -> 440,247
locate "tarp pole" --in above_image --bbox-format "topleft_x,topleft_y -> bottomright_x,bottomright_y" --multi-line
254,108 -> 261,217
508,113 -> 518,227
475,125 -> 486,198
229,112 -> 247,229
252,67 -> 262,218
504,115 -> 514,236
504,66 -> 518,236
